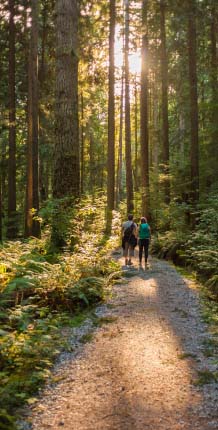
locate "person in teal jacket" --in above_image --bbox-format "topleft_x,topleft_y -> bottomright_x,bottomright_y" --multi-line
138,217 -> 151,268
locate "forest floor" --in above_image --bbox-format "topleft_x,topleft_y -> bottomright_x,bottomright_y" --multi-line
20,253 -> 218,430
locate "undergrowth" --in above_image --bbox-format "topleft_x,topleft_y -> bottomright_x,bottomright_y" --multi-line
0,195 -> 121,427
151,197 -> 218,387
151,194 -> 218,301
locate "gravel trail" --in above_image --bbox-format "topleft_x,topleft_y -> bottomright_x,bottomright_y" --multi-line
26,256 -> 218,430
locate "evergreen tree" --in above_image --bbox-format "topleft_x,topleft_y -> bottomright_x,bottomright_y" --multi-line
52,0 -> 79,246
160,0 -> 170,204
188,0 -> 199,204
106,0 -> 116,231
25,0 -> 40,238
124,0 -> 134,213
7,0 -> 17,238
140,0 -> 149,216
210,1 -> 218,182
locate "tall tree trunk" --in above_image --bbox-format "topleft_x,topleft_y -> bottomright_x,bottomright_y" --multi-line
160,0 -> 170,204
134,79 -> 139,191
1,137 -> 7,221
0,168 -> 2,242
7,0 -> 17,239
179,113 -> 185,161
52,0 -> 79,247
153,76 -> 159,204
188,0 -> 199,203
124,0 -> 134,213
39,1 -> 48,202
32,0 -> 40,237
53,0 -> 79,199
25,44 -> 33,237
210,4 -> 218,181
106,0 -> 116,231
25,0 -> 40,238
80,93 -> 84,194
140,0 -> 149,216
116,68 -> 124,207
89,133 -> 94,191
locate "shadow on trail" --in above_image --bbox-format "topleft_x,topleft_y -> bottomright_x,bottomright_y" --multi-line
30,253 -> 216,430
91,254 -> 213,430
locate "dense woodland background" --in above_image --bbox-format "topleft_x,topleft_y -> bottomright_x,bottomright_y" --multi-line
0,0 -> 218,238
0,0 -> 218,425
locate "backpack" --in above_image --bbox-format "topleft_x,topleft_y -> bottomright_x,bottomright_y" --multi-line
124,222 -> 134,239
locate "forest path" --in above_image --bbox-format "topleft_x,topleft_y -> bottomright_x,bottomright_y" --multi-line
28,255 -> 218,430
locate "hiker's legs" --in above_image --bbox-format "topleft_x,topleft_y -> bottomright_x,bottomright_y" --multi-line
139,240 -> 143,264
123,241 -> 129,265
144,239 -> 150,264
128,244 -> 134,265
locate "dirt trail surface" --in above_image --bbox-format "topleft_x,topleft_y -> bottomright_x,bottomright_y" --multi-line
25,256 -> 218,430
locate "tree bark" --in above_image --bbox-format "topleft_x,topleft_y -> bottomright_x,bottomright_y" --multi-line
160,0 -> 170,204
25,0 -> 40,238
188,0 -> 199,203
1,137 -> 7,222
210,4 -> 218,181
124,0 -> 134,213
80,93 -> 84,194
106,0 -> 116,230
140,0 -> 149,216
0,168 -> 2,242
39,1 -> 48,202
25,35 -> 33,238
134,79 -> 139,191
7,0 -> 17,238
53,0 -> 80,199
89,132 -> 95,191
116,68 -> 124,207
52,0 -> 79,247
32,0 -> 40,237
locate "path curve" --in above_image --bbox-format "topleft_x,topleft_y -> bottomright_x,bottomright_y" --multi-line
26,257 -> 218,430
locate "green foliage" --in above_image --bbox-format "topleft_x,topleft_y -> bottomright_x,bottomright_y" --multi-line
206,276 -> 218,298
177,352 -> 197,360
0,410 -> 16,430
194,369 -> 218,386
151,193 -> 218,301
202,338 -> 218,358
67,277 -> 106,307
96,316 -> 118,326
0,197 -> 121,423
80,333 -> 93,344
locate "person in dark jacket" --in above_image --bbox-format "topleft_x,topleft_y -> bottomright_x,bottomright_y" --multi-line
121,214 -> 137,266
138,217 -> 151,268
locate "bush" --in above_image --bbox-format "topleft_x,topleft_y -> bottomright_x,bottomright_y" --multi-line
0,196 -> 121,423
151,193 -> 218,299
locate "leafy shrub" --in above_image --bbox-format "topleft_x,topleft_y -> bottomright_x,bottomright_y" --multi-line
67,277 -> 106,306
0,197 -> 121,423
151,193 -> 218,299
0,409 -> 16,430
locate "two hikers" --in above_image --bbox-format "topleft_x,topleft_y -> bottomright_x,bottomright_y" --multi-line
122,215 -> 151,268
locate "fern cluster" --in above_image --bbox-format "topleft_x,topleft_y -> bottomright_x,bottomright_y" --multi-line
151,195 -> 218,300
0,196 -> 121,424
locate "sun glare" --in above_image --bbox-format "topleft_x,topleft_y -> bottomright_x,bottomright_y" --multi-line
129,51 -> 141,75
115,26 -> 141,76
